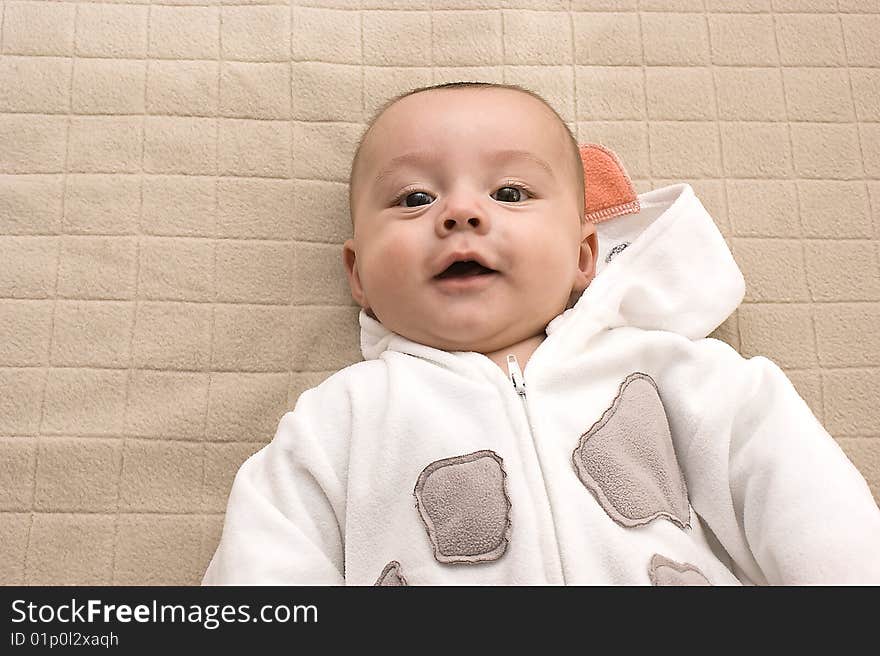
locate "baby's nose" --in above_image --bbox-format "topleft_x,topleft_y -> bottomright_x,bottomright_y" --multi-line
436,191 -> 491,236
442,216 -> 481,231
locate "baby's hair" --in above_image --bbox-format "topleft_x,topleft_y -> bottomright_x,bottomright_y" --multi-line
348,81 -> 585,225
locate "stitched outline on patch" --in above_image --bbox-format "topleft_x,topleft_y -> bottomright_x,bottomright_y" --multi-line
648,554 -> 711,586
413,450 -> 512,565
374,561 -> 408,586
571,372 -> 690,529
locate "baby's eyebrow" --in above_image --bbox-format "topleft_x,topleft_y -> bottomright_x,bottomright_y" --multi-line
373,149 -> 555,184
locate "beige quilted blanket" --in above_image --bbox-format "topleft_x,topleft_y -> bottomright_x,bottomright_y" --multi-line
1,1 -> 877,585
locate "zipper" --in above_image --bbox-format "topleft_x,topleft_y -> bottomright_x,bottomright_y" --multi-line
505,353 -> 566,583
506,354 -> 527,398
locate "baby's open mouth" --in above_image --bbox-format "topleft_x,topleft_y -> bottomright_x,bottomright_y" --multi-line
435,260 -> 497,279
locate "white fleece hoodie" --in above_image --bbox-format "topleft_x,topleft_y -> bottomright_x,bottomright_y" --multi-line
203,183 -> 880,586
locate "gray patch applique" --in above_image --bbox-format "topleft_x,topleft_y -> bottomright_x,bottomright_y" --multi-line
648,554 -> 711,586
413,450 -> 512,564
571,372 -> 690,529
374,561 -> 407,586
605,242 -> 630,263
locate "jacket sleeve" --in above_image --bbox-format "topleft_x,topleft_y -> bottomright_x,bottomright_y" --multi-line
201,384 -> 349,585
668,339 -> 880,585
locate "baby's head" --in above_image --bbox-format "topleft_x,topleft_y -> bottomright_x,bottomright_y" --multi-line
343,82 -> 598,355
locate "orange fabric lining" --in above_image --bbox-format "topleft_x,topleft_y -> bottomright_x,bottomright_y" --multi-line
580,143 -> 641,224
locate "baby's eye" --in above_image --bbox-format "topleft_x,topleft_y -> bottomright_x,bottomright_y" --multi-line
493,185 -> 531,203
397,191 -> 434,208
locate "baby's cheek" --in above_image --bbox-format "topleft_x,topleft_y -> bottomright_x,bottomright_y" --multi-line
364,236 -> 419,289
525,232 -> 572,274
524,236 -> 579,301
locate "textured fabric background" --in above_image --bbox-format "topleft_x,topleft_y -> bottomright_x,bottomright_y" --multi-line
1,0 -> 878,585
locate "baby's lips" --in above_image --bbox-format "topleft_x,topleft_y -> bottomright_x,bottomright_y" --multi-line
436,260 -> 497,279
431,250 -> 498,278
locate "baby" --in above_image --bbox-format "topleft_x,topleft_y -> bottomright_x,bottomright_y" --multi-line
203,82 -> 880,585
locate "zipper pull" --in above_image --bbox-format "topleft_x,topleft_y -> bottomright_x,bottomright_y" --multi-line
506,354 -> 527,397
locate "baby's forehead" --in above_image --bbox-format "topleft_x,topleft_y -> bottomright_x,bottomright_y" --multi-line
376,105 -> 564,159
382,88 -> 557,133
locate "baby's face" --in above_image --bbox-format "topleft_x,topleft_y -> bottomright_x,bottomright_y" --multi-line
344,88 -> 596,355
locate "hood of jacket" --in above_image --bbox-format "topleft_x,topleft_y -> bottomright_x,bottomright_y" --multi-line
358,183 -> 745,367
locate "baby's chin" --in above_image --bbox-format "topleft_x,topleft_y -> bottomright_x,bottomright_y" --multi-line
386,316 -> 539,355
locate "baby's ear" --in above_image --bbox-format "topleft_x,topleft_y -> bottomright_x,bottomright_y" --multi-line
579,221 -> 598,283
568,223 -> 598,309
342,240 -> 370,310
